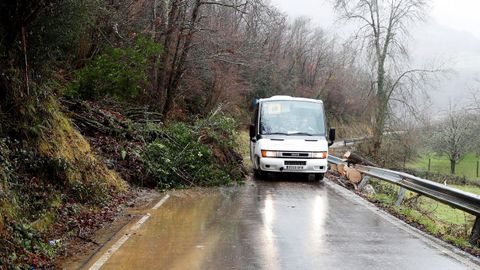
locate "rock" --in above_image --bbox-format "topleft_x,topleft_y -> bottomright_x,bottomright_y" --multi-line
361,184 -> 376,195
127,201 -> 135,207
49,239 -> 61,246
105,159 -> 115,169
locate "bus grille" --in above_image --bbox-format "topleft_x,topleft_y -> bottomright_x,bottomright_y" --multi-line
284,161 -> 307,166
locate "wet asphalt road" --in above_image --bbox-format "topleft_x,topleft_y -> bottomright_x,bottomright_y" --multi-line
85,177 -> 480,270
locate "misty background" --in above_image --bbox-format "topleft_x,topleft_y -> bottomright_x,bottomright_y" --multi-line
270,0 -> 480,113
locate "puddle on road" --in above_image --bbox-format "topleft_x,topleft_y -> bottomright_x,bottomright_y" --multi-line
83,181 -> 331,270
92,187 -> 245,270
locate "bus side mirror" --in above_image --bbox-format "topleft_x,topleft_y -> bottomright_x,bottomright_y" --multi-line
250,98 -> 259,112
328,128 -> 336,146
249,124 -> 256,139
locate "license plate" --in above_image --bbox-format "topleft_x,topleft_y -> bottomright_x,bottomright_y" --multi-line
286,166 -> 304,170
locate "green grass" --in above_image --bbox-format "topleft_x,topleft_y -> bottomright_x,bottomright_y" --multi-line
412,185 -> 480,226
415,193 -> 474,226
408,153 -> 480,180
395,184 -> 480,226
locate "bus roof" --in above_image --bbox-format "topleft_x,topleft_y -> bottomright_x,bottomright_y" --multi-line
257,96 -> 323,104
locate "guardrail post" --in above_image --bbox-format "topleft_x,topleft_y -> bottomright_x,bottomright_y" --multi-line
395,188 -> 406,207
357,176 -> 370,190
470,216 -> 480,246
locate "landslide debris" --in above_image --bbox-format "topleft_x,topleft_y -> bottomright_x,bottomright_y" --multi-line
0,98 -> 245,268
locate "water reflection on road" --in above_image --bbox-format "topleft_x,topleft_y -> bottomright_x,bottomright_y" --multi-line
85,177 -> 476,270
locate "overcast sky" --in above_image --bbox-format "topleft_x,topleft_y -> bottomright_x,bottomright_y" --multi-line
270,0 -> 480,111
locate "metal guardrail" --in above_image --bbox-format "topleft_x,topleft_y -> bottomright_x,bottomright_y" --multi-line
330,132 -> 406,149
328,154 -> 480,245
330,137 -> 368,149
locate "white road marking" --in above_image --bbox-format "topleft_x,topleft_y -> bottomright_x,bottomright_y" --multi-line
88,194 -> 170,270
88,214 -> 150,270
152,194 -> 170,210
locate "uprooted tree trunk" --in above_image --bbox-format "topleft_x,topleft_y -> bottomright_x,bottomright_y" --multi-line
343,151 -> 377,167
345,166 -> 362,184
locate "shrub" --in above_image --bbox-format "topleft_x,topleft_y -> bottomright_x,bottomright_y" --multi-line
68,36 -> 162,100
142,115 -> 244,190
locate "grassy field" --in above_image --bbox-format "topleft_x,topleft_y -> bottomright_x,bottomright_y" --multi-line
408,153 -> 480,180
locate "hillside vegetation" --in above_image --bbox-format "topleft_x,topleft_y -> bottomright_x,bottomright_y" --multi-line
0,0 -> 375,267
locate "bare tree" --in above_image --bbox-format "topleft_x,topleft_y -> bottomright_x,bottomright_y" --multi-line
137,0 -> 373,120
334,0 -> 438,156
471,78 -> 480,112
151,0 -> 254,119
430,108 -> 475,174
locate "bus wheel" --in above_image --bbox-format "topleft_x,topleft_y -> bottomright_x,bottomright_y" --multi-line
316,173 -> 325,181
254,169 -> 265,180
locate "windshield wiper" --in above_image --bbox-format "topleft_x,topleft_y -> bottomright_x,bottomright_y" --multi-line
264,132 -> 315,136
288,132 -> 314,136
264,132 -> 290,136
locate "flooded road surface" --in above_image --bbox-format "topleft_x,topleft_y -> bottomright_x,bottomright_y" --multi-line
84,179 -> 480,270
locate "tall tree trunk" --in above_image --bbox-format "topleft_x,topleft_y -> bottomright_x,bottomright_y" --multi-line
156,0 -> 180,113
162,0 -> 202,118
371,56 -> 387,157
21,26 -> 30,97
149,0 -> 160,97
450,159 -> 456,175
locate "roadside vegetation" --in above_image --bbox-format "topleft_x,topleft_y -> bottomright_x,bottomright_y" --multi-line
0,0 -> 378,267
364,179 -> 480,253
142,113 -> 246,190
0,96 -> 246,268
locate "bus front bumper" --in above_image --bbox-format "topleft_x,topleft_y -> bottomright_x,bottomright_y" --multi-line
259,158 -> 328,173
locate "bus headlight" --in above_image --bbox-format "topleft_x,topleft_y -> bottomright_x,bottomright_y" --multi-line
261,150 -> 277,158
311,152 -> 327,159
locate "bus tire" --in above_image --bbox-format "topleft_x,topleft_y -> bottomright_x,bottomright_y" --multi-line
254,169 -> 265,180
316,173 -> 325,181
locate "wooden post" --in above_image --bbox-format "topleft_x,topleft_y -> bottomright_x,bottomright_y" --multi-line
427,158 -> 431,179
476,160 -> 479,178
470,216 -> 480,246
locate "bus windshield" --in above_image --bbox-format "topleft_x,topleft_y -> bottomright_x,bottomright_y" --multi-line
260,100 -> 326,136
